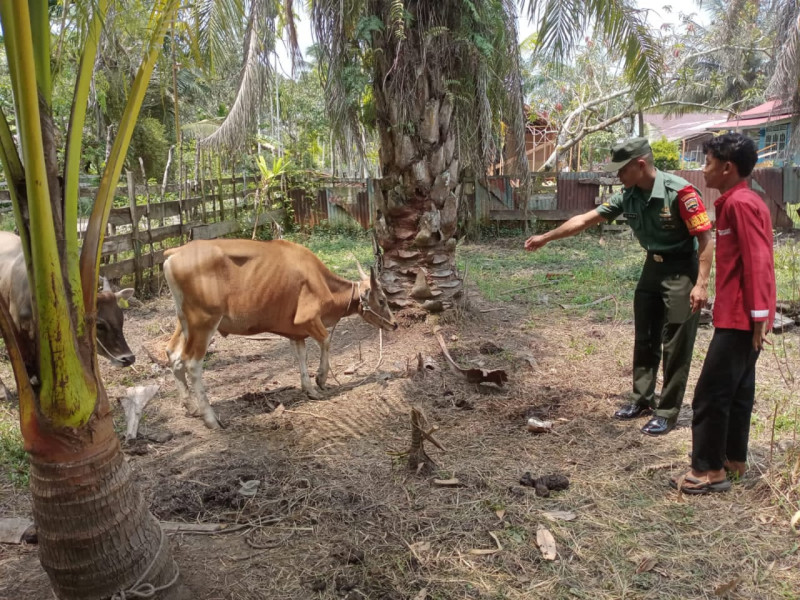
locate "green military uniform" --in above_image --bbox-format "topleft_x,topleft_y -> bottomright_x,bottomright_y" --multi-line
596,170 -> 702,423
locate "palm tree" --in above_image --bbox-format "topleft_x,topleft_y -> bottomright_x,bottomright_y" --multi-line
309,1 -> 528,307
0,2 -> 184,598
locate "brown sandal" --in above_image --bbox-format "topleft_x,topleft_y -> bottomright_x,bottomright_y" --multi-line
669,472 -> 731,495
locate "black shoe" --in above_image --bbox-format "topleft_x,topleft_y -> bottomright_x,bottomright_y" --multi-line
613,404 -> 651,420
641,416 -> 673,436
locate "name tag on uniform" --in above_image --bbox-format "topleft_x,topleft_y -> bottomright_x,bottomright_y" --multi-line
623,213 -> 637,219
718,228 -> 731,236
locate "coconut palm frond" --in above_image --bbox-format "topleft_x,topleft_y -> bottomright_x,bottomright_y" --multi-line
281,0 -> 304,71
767,2 -> 800,147
767,3 -> 800,103
593,0 -> 664,105
522,0 -> 663,106
524,0 -> 584,63
197,0 -> 275,151
194,0 -> 245,73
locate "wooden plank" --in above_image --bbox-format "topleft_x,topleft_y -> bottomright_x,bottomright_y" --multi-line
144,200 -> 183,222
191,219 -> 240,240
100,249 -> 166,280
109,206 -> 133,227
102,223 -> 184,254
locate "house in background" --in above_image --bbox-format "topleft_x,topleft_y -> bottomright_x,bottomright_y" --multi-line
706,99 -> 796,166
644,111 -> 728,166
492,108 -> 558,174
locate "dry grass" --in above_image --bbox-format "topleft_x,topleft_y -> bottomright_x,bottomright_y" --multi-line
1,269 -> 799,600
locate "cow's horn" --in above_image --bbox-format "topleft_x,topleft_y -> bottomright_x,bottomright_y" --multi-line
100,276 -> 112,292
355,260 -> 368,280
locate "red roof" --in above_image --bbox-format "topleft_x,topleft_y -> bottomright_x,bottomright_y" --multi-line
645,112 -> 728,141
708,99 -> 794,129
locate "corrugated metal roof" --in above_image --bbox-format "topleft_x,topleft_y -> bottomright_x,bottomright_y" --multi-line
707,99 -> 795,130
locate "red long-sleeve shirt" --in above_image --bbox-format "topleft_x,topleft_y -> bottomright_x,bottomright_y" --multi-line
713,181 -> 776,331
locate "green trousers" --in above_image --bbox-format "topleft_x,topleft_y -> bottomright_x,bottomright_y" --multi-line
632,254 -> 700,422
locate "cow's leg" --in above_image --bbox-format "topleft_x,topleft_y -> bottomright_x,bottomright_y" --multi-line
168,312 -> 221,429
315,331 -> 332,389
290,339 -> 321,399
184,318 -> 222,429
165,322 -> 196,414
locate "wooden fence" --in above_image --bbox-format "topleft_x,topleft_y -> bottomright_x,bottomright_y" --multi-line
97,171 -> 280,291
473,167 -> 798,230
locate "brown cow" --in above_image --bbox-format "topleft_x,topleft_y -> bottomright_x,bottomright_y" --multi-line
163,238 -> 398,429
0,231 -> 135,370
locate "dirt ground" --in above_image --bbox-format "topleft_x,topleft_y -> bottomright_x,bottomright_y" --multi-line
1,276 -> 799,600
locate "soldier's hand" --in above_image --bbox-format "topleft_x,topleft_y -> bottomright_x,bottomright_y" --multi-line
524,235 -> 547,251
689,284 -> 708,313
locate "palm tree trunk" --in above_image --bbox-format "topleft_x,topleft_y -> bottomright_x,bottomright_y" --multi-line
31,409 -> 182,600
372,63 -> 461,311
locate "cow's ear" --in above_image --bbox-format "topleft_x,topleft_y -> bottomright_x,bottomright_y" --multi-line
115,288 -> 134,308
369,266 -> 378,289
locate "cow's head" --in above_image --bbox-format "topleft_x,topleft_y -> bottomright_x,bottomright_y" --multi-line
356,264 -> 398,331
95,279 -> 136,367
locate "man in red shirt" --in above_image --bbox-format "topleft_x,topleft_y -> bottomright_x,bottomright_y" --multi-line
671,133 -> 776,494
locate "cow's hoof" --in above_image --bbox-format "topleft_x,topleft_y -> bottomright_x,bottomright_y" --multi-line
203,411 -> 222,429
315,376 -> 328,390
305,388 -> 322,400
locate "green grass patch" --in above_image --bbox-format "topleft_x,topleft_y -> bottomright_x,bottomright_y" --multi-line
0,407 -> 29,487
774,237 -> 800,302
285,229 -> 374,280
459,231 -> 643,319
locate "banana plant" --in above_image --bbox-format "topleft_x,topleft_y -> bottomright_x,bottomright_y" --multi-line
0,2 -> 185,598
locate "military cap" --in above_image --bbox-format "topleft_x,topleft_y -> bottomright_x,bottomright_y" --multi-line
603,137 -> 652,172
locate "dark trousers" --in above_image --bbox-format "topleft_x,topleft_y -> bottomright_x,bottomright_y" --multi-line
691,329 -> 760,472
632,255 -> 699,421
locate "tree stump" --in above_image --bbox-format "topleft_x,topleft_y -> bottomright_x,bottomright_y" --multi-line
407,408 -> 444,475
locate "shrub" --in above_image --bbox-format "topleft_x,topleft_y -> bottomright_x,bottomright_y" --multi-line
651,137 -> 680,171
129,117 -> 170,180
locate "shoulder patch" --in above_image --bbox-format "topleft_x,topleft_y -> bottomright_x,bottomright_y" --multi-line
677,185 -> 700,213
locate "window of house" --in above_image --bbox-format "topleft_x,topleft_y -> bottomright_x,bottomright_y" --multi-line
764,125 -> 788,157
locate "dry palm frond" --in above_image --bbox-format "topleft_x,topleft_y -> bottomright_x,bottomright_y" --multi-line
197,1 -> 273,151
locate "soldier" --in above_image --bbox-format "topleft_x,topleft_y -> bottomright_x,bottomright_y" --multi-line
525,137 -> 713,435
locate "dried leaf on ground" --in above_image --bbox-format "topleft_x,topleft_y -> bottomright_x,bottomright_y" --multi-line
536,525 -> 557,560
433,478 -> 462,487
434,328 -> 508,386
635,556 -> 658,574
413,589 -> 428,600
714,576 -> 741,597
791,510 -> 800,534
468,531 -> 503,555
542,510 -> 577,522
495,509 -> 506,520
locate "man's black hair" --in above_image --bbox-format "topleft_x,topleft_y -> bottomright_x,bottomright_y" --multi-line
702,133 -> 758,177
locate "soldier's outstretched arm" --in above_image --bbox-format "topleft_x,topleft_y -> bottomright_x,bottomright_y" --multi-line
524,210 -> 606,251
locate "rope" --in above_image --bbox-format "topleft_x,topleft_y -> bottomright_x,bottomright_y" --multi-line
111,527 -> 180,600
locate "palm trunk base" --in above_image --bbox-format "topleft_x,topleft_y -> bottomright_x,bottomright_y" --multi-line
30,416 -> 183,600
